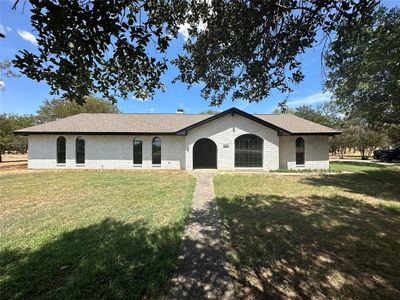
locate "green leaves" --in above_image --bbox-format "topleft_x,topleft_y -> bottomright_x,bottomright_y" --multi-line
0,114 -> 35,159
36,96 -> 120,123
325,7 -> 400,126
10,1 -> 377,106
12,0 -> 187,105
174,0 -> 378,106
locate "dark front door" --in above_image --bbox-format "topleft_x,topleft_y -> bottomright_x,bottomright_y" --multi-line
193,138 -> 217,169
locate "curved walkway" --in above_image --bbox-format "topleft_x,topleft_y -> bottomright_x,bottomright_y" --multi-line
169,171 -> 233,299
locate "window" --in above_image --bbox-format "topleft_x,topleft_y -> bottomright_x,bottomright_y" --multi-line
235,134 -> 263,167
76,136 -> 85,164
152,137 -> 161,165
133,138 -> 142,164
56,136 -> 66,164
296,137 -> 305,165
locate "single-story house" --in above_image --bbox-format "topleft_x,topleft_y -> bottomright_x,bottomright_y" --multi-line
15,107 -> 341,170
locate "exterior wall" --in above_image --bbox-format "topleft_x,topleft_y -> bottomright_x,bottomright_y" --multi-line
185,113 -> 280,170
28,134 -> 185,169
27,118 -> 330,171
279,135 -> 329,169
28,135 -> 58,169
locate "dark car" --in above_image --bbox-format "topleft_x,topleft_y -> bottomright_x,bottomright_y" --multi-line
373,147 -> 400,162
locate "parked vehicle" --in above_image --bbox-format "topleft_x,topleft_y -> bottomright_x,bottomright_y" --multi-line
373,147 -> 400,162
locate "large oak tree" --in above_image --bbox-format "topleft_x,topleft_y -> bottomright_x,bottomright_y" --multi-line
325,7 -> 400,126
10,0 -> 378,105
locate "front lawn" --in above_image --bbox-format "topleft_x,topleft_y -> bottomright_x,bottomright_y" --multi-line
329,161 -> 395,172
0,171 -> 196,299
214,169 -> 400,299
271,161 -> 398,173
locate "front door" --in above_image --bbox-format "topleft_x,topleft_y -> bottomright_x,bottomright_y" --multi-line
193,138 -> 217,169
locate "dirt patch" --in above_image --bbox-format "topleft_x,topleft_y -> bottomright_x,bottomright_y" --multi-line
0,154 -> 28,173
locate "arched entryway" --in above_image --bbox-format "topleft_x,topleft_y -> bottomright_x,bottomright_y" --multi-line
193,138 -> 217,169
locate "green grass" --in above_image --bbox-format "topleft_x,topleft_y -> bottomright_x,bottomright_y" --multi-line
329,161 -> 394,172
214,169 -> 400,299
271,168 -> 334,173
271,161 -> 398,173
0,170 -> 196,299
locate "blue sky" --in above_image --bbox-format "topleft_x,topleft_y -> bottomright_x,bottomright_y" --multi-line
0,0 -> 398,115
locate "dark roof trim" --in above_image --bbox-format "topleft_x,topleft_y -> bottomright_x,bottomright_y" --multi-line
178,107 -> 291,134
14,131 -> 184,136
15,130 -> 341,136
289,132 -> 342,136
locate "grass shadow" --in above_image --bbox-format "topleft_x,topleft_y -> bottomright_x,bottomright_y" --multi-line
217,193 -> 400,299
303,169 -> 400,202
331,161 -> 389,168
0,218 -> 185,299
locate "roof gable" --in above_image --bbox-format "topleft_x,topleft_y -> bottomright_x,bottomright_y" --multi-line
178,107 -> 290,134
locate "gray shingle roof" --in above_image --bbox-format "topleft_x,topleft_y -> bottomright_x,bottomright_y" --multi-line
254,114 -> 340,134
15,108 -> 341,135
16,113 -> 210,134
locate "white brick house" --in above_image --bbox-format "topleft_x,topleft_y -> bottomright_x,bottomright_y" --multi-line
16,107 -> 340,170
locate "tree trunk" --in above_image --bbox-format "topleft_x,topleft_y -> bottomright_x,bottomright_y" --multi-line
331,146 -> 337,155
0,152 -> 2,163
360,147 -> 367,160
339,149 -> 344,159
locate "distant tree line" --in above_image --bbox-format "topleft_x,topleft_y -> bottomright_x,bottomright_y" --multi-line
199,109 -> 220,115
0,96 -> 119,162
0,114 -> 36,162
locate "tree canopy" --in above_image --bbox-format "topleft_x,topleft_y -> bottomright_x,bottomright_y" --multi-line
12,0 -> 187,104
199,109 -> 219,115
324,7 -> 400,126
0,114 -> 35,162
36,96 -> 120,123
10,0 -> 378,105
175,0 -> 377,106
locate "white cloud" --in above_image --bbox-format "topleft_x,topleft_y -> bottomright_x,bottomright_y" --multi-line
6,26 -> 12,31
178,23 -> 190,41
131,96 -> 150,102
178,0 -> 210,41
0,25 -> 5,35
17,30 -> 38,45
0,80 -> 5,91
288,92 -> 332,106
179,21 -> 207,41
150,108 -> 154,112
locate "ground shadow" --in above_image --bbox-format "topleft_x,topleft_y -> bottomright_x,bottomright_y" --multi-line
217,193 -> 400,299
0,218 -> 185,299
0,160 -> 27,163
169,197 -> 233,299
303,168 -> 400,202
332,161 -> 389,168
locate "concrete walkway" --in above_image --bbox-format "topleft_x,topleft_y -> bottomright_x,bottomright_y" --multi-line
169,171 -> 233,299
